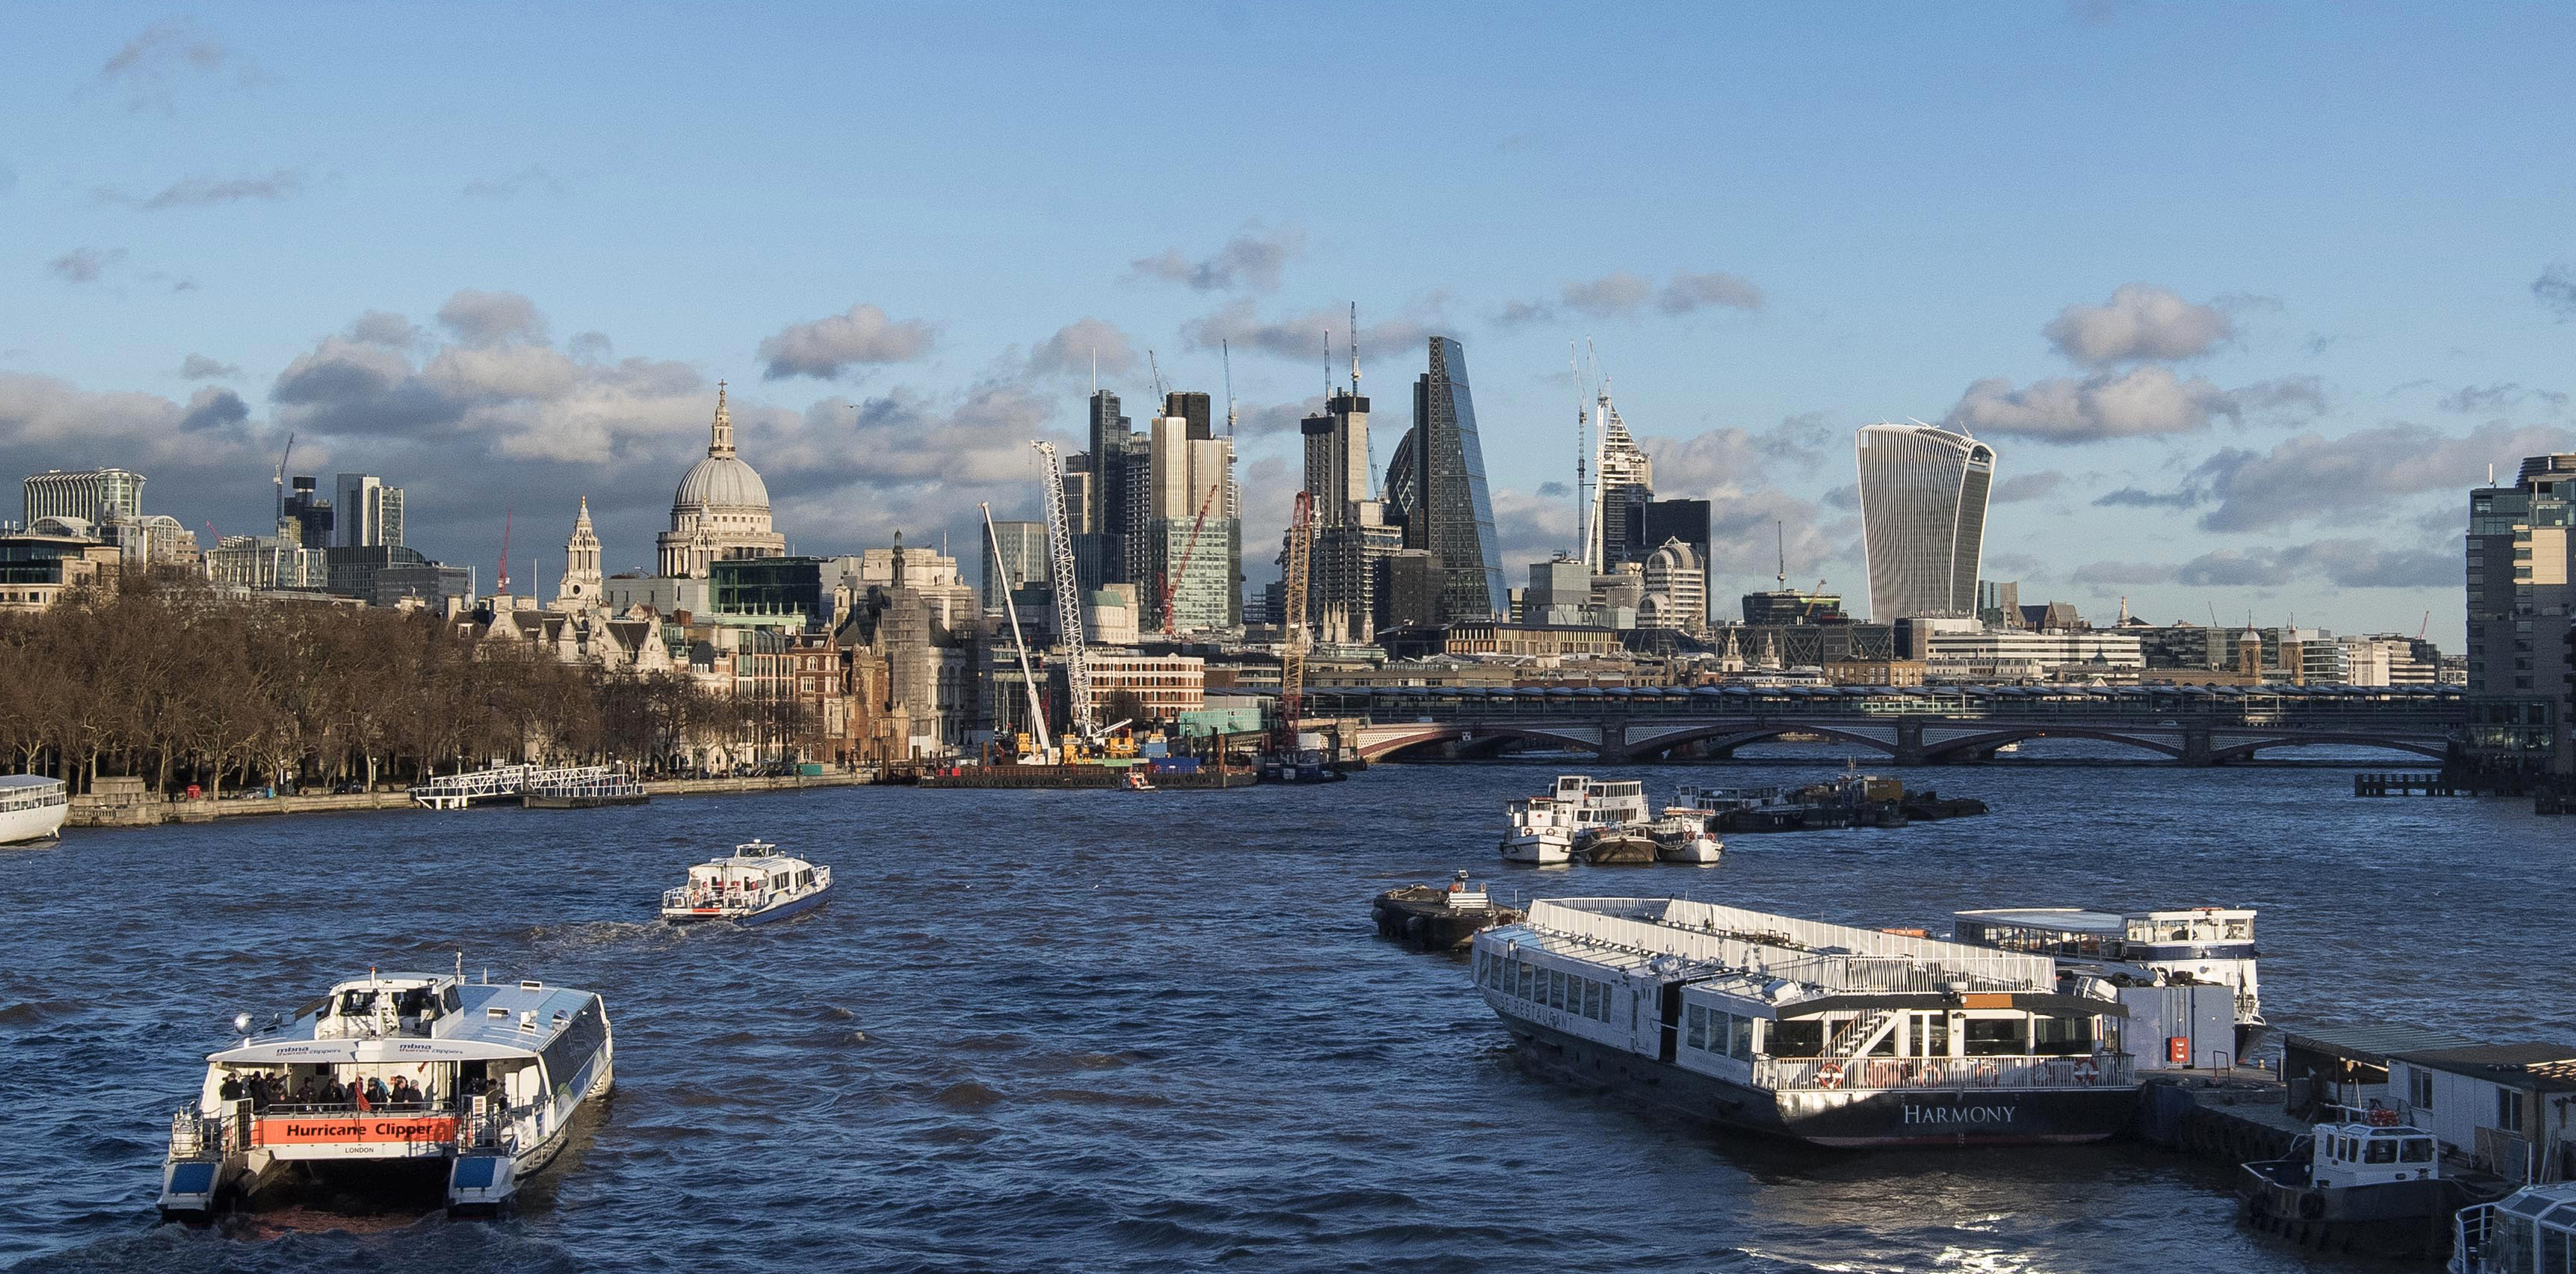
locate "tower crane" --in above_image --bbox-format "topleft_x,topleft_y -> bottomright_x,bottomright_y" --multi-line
1276,491 -> 1314,755
273,432 -> 295,526
495,510 -> 513,594
1032,441 -> 1096,743
981,501 -> 1052,761
1158,480 -> 1222,640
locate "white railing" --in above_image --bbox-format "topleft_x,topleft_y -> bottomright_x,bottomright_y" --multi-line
1531,897 -> 2058,995
2453,1203 -> 2496,1274
1754,1053 -> 2135,1092
410,765 -> 618,809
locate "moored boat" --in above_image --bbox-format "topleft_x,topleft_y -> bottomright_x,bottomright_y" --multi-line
659,840 -> 833,925
0,774 -> 68,846
1373,870 -> 1524,951
1649,794 -> 1725,864
1576,826 -> 1658,865
157,969 -> 613,1219
2453,1180 -> 2576,1273
2239,1106 -> 2454,1256
1504,776 -> 1648,864
1501,796 -> 1573,864
1952,906 -> 2267,1060
1472,896 -> 2141,1148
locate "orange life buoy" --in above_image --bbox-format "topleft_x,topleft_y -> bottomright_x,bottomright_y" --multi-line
1816,1061 -> 1844,1090
2073,1059 -> 2099,1083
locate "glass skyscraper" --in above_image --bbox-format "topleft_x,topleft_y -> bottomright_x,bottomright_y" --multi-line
1854,423 -> 1994,620
1385,337 -> 1504,621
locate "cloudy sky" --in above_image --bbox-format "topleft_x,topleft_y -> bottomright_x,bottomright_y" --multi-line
9,4 -> 2575,644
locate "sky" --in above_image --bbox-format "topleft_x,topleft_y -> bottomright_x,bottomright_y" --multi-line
8,2 -> 2576,647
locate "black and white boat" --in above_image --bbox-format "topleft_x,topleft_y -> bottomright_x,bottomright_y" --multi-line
157,969 -> 614,1219
1472,896 -> 2141,1147
659,840 -> 832,925
2239,1106 -> 2453,1255
1952,906 -> 2266,1059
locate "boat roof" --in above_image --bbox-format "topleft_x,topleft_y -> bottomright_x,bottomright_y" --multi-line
210,976 -> 600,1065
1501,897 -> 2063,1001
2499,1183 -> 2576,1232
0,774 -> 63,790
1955,906 -> 2254,931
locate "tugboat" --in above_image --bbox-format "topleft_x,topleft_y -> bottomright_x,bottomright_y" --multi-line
659,840 -> 833,925
157,967 -> 613,1219
1373,870 -> 1524,951
0,774 -> 68,846
2239,1105 -> 2453,1256
1501,795 -> 1574,864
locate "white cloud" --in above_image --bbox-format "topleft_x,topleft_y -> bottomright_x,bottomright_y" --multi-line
756,304 -> 937,380
1127,222 -> 1304,293
2041,283 -> 2233,366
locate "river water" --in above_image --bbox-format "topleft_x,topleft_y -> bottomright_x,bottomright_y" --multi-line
2,747 -> 2562,1273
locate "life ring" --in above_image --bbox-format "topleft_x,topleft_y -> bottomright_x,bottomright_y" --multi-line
1816,1061 -> 1844,1090
2367,1107 -> 2399,1127
2073,1059 -> 2099,1083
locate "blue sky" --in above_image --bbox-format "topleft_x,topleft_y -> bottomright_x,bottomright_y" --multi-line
8,2 -> 2575,644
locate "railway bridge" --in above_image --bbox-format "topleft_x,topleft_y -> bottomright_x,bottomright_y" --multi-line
1307,684 -> 2465,766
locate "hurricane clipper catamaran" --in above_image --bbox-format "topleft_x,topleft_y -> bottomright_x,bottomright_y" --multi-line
659,840 -> 833,924
1473,896 -> 2141,1147
158,968 -> 613,1218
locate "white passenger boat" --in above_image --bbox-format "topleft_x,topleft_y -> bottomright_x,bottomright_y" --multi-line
1646,810 -> 1724,863
0,775 -> 69,846
1473,896 -> 2141,1147
659,840 -> 832,924
1952,906 -> 2267,1058
1500,796 -> 1573,864
157,969 -> 613,1219
2453,1181 -> 2576,1273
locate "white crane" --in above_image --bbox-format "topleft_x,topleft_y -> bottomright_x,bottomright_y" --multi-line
981,501 -> 1052,762
1032,441 -> 1096,742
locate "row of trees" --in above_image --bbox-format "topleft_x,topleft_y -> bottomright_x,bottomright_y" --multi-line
0,576 -> 810,796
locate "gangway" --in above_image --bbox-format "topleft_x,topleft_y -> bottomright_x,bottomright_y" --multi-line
409,764 -> 618,810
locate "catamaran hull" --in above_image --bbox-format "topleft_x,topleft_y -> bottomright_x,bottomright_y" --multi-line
662,884 -> 832,926
1498,1015 -> 2135,1148
0,801 -> 67,847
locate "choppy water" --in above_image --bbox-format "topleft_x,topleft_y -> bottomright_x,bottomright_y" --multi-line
3,745 -> 2563,1273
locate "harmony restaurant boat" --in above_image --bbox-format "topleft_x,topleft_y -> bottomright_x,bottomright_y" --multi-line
1471,896 -> 2141,1147
2239,1105 -> 2453,1256
0,774 -> 69,846
2453,1181 -> 2576,1273
659,839 -> 833,924
157,970 -> 613,1218
1951,906 -> 2267,1058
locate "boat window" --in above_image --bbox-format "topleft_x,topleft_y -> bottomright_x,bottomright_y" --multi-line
2365,1138 -> 2397,1164
1963,1017 -> 2026,1057
2541,1224 -> 2572,1273
2033,1015 -> 2094,1056
1917,1012 -> 1950,1058
2400,1138 -> 2433,1164
1584,980 -> 1603,1022
1686,1005 -> 1707,1050
1729,1016 -> 1754,1062
1768,1019 -> 1824,1058
1517,964 -> 1534,1001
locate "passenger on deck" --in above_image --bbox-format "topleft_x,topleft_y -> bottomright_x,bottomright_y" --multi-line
219,1074 -> 243,1101
295,1078 -> 318,1104
367,1077 -> 390,1106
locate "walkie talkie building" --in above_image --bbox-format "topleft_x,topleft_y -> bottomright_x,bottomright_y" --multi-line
1854,423 -> 1995,621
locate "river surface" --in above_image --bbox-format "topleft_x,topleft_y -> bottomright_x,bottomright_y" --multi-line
2,746 -> 2563,1273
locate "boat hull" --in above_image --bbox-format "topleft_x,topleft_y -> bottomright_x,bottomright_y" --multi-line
1498,1013 -> 2135,1148
0,800 -> 67,847
1656,838 -> 1723,864
1577,833 -> 1657,865
1499,832 -> 1571,865
663,883 -> 832,926
1373,889 -> 1520,951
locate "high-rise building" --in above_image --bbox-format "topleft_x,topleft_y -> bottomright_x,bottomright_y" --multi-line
1163,391 -> 1213,441
554,497 -> 604,612
23,468 -> 145,528
2467,457 -> 2576,739
1641,538 -> 1708,633
335,473 -> 407,550
282,476 -> 334,550
1641,497 -> 1711,627
1080,389 -> 1150,592
980,520 -> 1050,616
1144,413 -> 1236,635
1298,378 -> 1399,644
1854,423 -> 1994,620
1590,388 -> 1653,569
1385,337 -> 1503,622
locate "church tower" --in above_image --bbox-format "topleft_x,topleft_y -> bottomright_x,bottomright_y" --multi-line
554,496 -> 604,612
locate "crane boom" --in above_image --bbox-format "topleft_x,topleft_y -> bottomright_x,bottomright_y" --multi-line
1032,441 -> 1095,740
496,510 -> 512,593
1159,479 -> 1223,639
1278,491 -> 1314,752
981,502 -> 1052,759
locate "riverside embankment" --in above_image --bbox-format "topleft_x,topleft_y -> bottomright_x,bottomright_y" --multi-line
62,769 -> 872,829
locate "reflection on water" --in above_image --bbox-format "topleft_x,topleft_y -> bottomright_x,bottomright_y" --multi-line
2,747 -> 2562,1272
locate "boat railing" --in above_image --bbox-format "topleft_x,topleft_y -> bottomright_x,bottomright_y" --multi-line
168,1107 -> 224,1160
455,1098 -> 519,1153
2454,1202 -> 2497,1273
1752,1052 -> 2135,1092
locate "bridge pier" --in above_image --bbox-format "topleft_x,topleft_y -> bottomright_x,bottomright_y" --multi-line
1599,716 -> 1631,764
2181,727 -> 2215,767
1893,721 -> 1928,767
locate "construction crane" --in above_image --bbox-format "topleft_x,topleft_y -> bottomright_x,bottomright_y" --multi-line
272,432 -> 295,526
1277,491 -> 1314,755
1147,350 -> 1168,405
1032,441 -> 1095,742
2418,610 -> 2431,642
981,501 -> 1052,762
1158,480 -> 1223,640
495,509 -> 513,594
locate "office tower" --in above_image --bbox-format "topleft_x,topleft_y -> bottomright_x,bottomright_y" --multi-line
282,476 -> 334,549
2468,455 -> 2576,703
1641,538 -> 1707,632
1144,412 -> 1236,635
1641,497 -> 1711,627
1081,389 -> 1151,592
1299,374 -> 1398,644
1590,388 -> 1653,568
22,467 -> 145,527
1525,557 -> 1593,626
980,520 -> 1050,616
1976,579 -> 2023,629
1384,337 -> 1504,622
1376,548 -> 1440,632
335,473 -> 408,549
1853,423 -> 1994,620
1162,391 -> 1213,441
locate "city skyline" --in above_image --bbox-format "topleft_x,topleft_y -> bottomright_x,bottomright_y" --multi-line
11,6 -> 2576,643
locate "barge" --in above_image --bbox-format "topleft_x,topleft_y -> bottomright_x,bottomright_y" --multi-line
1472,896 -> 2140,1147
1373,871 -> 1523,951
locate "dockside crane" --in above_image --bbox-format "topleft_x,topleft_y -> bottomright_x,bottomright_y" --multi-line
1276,491 -> 1314,755
1032,440 -> 1096,743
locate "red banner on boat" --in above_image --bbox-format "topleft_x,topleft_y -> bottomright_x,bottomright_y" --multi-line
257,1115 -> 456,1145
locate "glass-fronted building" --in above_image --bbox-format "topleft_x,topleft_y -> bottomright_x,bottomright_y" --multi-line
1387,337 -> 1504,622
1854,423 -> 1995,621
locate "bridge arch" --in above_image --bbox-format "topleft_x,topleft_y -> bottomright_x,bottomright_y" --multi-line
1622,723 -> 1903,761
1358,723 -> 1610,763
2206,733 -> 2447,764
1916,727 -> 2184,763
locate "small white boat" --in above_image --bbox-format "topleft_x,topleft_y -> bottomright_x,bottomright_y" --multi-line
1647,810 -> 1724,863
2240,1106 -> 2447,1255
1501,796 -> 1573,864
1125,769 -> 1156,791
659,840 -> 833,925
157,969 -> 614,1219
0,775 -> 68,846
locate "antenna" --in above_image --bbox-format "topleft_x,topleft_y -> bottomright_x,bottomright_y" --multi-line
1776,521 -> 1787,589
1222,340 -> 1236,438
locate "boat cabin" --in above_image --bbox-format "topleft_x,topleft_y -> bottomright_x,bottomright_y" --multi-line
1547,776 -> 1648,829
2455,1182 -> 2576,1274
2308,1115 -> 2440,1188
0,774 -> 69,814
671,840 -> 821,908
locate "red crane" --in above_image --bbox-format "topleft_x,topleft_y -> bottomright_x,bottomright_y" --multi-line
1157,481 -> 1223,639
495,510 -> 513,593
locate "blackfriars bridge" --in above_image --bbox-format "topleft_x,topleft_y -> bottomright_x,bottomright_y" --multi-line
1302,683 -> 2467,766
